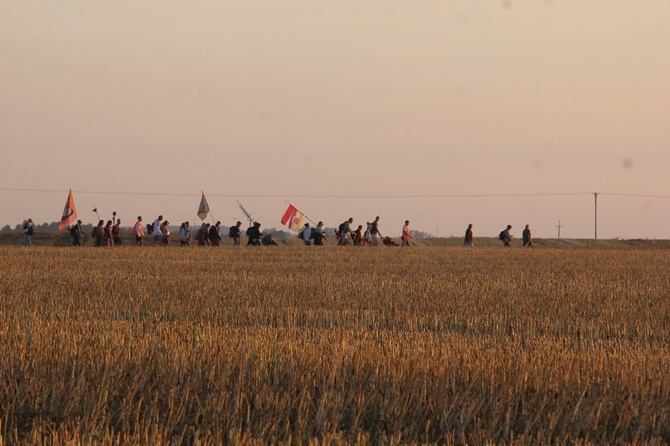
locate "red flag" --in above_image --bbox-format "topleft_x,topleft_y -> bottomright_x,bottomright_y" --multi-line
58,189 -> 78,230
280,204 -> 304,232
281,204 -> 297,226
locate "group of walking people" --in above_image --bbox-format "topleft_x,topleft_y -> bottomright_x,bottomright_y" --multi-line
28,215 -> 532,248
464,223 -> 533,247
68,219 -> 123,247
332,216 -> 412,247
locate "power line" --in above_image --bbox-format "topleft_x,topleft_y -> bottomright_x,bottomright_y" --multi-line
0,187 -> 602,199
4,187 -> 670,199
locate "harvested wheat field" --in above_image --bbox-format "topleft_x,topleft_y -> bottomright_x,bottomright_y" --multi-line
1,246 -> 669,445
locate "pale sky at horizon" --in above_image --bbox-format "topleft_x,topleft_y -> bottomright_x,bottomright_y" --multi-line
1,1 -> 669,239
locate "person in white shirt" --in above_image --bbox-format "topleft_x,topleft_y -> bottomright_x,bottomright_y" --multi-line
301,223 -> 312,246
153,215 -> 163,245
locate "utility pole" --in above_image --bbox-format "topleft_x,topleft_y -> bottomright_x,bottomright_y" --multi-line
594,192 -> 598,240
556,220 -> 562,238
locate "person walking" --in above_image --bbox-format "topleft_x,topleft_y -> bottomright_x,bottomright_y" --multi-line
401,220 -> 412,247
92,220 -> 104,247
161,221 -> 171,246
104,220 -> 113,247
312,221 -> 325,246
22,219 -> 34,246
69,220 -> 86,246
338,218 -> 354,246
229,221 -> 242,246
112,219 -> 122,246
247,222 -> 262,246
370,216 -> 383,246
179,222 -> 191,246
153,216 -> 163,245
522,224 -> 533,247
500,225 -> 513,247
300,223 -> 312,246
132,216 -> 145,246
209,221 -> 222,246
353,225 -> 363,246
464,224 -> 474,247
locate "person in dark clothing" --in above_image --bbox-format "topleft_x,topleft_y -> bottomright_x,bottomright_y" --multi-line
312,221 -> 325,246
112,220 -> 122,246
522,224 -> 533,247
338,218 -> 354,246
93,220 -> 105,247
209,221 -> 222,246
229,221 -> 242,246
104,220 -> 113,247
464,224 -> 474,247
69,220 -> 86,246
247,222 -> 262,246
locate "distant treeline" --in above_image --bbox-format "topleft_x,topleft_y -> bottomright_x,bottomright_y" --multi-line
2,221 -> 432,239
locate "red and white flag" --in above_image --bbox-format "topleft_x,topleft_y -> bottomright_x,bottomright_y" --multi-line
280,204 -> 304,232
58,189 -> 78,230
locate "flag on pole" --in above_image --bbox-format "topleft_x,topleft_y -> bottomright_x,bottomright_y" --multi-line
237,200 -> 252,222
58,189 -> 77,230
280,203 -> 305,232
197,191 -> 210,221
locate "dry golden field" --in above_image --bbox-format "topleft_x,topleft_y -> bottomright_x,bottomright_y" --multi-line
1,245 -> 670,445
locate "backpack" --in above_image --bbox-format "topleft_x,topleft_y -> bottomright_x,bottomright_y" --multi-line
246,227 -> 253,236
69,226 -> 78,237
146,224 -> 153,235
298,230 -> 304,239
338,222 -> 347,235
498,231 -> 505,240
228,226 -> 237,238
91,227 -> 98,237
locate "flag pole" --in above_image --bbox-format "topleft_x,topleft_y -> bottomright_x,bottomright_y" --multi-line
236,199 -> 253,226
284,200 -> 318,226
92,204 -> 100,222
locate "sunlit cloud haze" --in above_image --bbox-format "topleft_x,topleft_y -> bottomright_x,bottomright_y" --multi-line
1,1 -> 669,238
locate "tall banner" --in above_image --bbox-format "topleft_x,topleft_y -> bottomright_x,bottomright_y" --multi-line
197,191 -> 210,221
58,189 -> 78,230
280,203 -> 305,232
237,200 -> 253,223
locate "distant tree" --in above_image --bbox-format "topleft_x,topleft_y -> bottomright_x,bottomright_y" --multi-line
1,225 -> 11,233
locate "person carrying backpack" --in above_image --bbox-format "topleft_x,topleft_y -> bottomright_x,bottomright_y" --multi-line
247,222 -> 262,246
152,216 -> 163,245
209,221 -> 222,246
338,218 -> 354,246
312,221 -> 325,246
22,218 -> 34,246
229,221 -> 242,246
90,220 -> 104,247
299,223 -> 312,246
499,225 -> 513,247
196,223 -> 209,246
69,220 -> 86,246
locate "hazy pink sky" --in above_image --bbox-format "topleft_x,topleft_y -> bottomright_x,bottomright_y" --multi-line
1,1 -> 669,238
